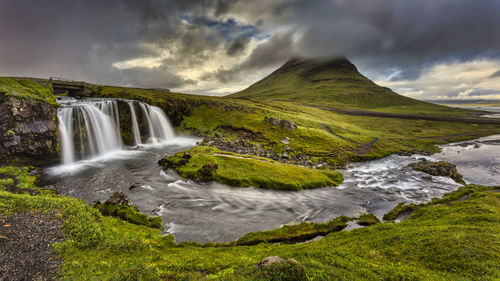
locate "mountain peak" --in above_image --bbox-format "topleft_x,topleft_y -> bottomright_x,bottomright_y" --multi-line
278,57 -> 358,79
230,56 -> 424,109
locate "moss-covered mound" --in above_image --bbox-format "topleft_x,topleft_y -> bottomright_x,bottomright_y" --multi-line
234,216 -> 350,245
159,146 -> 344,190
92,201 -> 162,229
356,213 -> 381,226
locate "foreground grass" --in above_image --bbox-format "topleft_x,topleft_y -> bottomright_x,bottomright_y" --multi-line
159,146 -> 343,190
1,167 -> 499,280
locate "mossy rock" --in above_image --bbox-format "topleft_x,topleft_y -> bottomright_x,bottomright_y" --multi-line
92,201 -> 163,229
409,160 -> 465,184
357,213 -> 380,226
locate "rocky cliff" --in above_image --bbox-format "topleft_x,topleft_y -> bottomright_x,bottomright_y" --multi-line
0,95 -> 59,165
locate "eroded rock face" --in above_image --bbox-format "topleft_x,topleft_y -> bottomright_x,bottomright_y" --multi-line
0,96 -> 59,164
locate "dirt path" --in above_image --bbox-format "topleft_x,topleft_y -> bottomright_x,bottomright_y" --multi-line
0,211 -> 64,281
309,105 -> 500,125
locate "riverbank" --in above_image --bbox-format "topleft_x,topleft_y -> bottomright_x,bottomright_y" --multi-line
1,166 -> 498,280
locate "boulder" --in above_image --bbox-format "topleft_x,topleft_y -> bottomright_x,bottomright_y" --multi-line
179,152 -> 192,165
409,160 -> 464,184
195,163 -> 218,181
257,256 -> 303,269
105,191 -> 133,207
257,256 -> 285,268
264,117 -> 297,131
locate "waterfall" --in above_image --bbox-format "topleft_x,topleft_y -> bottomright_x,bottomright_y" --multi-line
127,101 -> 142,145
57,98 -> 176,165
139,103 -> 156,143
58,107 -> 75,164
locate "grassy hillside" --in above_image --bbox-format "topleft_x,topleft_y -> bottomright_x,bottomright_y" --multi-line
231,58 -> 419,108
1,167 -> 499,280
229,58 -> 473,116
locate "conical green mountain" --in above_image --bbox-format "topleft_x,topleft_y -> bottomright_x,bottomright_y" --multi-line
230,57 -> 428,109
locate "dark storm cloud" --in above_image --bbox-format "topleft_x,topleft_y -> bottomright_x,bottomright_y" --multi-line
0,0 -> 499,96
211,30 -> 294,83
290,0 -> 500,74
226,36 -> 251,56
0,0 -> 243,88
490,70 -> 500,78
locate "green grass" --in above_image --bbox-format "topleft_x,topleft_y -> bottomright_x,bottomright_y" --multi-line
160,146 -> 343,190
1,167 -> 499,280
0,77 -> 56,105
178,100 -> 500,164
0,166 -> 38,191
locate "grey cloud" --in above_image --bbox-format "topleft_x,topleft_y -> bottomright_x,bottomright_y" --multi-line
212,30 -> 294,83
0,0 -> 499,97
226,36 -> 251,56
490,70 -> 500,78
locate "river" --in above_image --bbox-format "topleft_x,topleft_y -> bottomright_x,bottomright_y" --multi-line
41,133 -> 500,243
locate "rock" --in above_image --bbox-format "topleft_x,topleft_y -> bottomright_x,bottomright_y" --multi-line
179,152 -> 192,165
0,96 -> 58,165
195,163 -> 218,181
264,117 -> 297,131
257,256 -> 285,268
409,161 -> 464,184
129,183 -> 140,190
286,258 -> 301,266
105,191 -> 133,207
256,256 -> 303,269
158,158 -> 174,169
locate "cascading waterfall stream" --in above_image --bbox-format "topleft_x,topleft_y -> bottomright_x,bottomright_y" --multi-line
57,98 -> 176,165
127,101 -> 142,146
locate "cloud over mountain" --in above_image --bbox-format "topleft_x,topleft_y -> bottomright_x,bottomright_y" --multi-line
1,0 -> 499,98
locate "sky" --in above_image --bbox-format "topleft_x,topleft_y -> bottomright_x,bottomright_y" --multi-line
1,0 -> 500,100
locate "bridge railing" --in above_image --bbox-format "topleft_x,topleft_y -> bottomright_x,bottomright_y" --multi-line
49,77 -> 86,87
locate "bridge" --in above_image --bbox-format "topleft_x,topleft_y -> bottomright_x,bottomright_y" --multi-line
50,77 -> 92,96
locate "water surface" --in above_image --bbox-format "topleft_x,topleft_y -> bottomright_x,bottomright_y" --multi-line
43,135 -> 499,243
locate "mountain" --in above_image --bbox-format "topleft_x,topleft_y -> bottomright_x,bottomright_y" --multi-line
230,57 -> 428,109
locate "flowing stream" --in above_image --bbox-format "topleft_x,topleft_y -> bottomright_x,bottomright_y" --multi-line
43,98 -> 500,243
